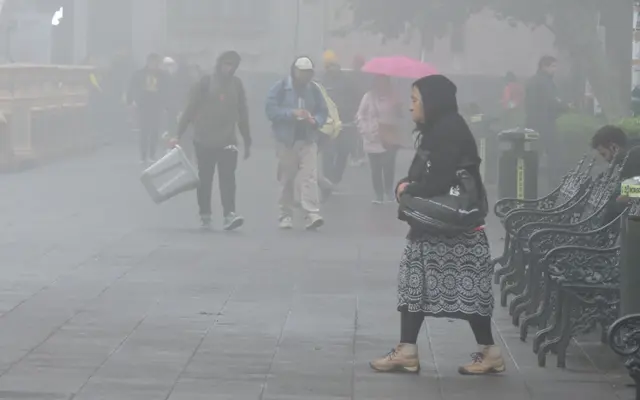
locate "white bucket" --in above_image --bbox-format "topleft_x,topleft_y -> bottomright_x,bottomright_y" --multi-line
140,145 -> 199,204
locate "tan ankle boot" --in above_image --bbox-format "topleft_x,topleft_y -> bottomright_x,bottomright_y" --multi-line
370,344 -> 420,373
458,345 -> 506,375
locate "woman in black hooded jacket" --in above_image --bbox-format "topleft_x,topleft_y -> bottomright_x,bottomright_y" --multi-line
370,75 -> 505,376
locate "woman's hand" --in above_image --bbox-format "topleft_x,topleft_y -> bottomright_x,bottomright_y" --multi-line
396,182 -> 409,199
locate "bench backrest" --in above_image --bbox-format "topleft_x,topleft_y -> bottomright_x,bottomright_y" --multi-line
570,154 -> 626,225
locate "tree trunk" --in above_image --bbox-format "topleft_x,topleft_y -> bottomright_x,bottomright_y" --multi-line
602,0 -> 634,119
419,28 -> 434,62
554,4 -> 628,121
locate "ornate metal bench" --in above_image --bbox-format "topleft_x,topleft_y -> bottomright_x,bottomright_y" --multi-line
505,153 -> 632,340
608,314 -> 640,400
497,164 -> 616,309
494,156 -> 591,220
534,245 -> 620,367
516,209 -> 624,338
508,163 -> 623,318
530,199 -> 640,367
492,157 -> 594,285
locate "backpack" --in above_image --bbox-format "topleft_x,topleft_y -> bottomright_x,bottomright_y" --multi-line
275,79 -> 342,139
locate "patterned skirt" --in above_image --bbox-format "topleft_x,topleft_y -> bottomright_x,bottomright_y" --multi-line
397,230 -> 494,319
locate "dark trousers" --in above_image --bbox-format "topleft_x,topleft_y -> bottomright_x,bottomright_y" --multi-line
400,310 -> 495,345
195,144 -> 238,217
322,128 -> 356,184
138,111 -> 161,161
368,149 -> 397,199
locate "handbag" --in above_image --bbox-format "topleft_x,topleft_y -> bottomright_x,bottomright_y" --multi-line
398,151 -> 488,235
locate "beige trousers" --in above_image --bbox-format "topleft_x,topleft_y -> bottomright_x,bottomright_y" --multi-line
277,140 -> 320,217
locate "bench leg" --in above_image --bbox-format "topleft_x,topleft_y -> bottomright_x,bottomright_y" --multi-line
494,238 -> 515,284
556,293 -> 575,368
537,288 -> 565,366
534,286 -> 558,354
520,275 -> 545,341
492,234 -> 511,284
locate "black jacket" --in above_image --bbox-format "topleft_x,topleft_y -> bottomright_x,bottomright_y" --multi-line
127,67 -> 169,113
524,71 -> 564,134
320,69 -> 360,124
399,75 -> 486,238
176,51 -> 251,149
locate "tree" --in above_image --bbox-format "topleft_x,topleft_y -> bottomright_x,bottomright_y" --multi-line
487,0 -> 633,120
345,0 -> 634,120
344,0 -> 482,60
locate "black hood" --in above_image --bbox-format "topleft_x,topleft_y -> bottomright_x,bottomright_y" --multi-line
215,51 -> 241,75
413,75 -> 458,126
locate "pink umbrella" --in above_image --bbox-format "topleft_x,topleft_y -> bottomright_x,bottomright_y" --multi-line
361,56 -> 438,79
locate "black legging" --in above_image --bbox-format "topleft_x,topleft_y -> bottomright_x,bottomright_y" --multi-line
400,310 -> 494,346
368,149 -> 397,199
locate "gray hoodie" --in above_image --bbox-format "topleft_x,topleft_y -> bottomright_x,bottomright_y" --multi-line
176,51 -> 251,149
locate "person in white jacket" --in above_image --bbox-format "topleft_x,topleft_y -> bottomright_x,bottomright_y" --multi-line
356,75 -> 403,204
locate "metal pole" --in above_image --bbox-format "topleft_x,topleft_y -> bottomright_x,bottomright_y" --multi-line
293,0 -> 300,56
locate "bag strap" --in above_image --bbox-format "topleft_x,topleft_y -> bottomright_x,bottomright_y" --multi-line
310,81 -> 324,114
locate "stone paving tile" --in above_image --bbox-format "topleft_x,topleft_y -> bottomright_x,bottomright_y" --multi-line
0,145 -> 632,399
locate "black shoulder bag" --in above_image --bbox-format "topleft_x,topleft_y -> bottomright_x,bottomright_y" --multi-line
398,149 -> 488,235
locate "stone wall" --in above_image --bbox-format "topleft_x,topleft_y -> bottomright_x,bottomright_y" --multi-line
0,64 -> 94,171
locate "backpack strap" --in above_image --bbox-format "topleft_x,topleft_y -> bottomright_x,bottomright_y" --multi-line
310,81 -> 325,114
276,78 -> 287,106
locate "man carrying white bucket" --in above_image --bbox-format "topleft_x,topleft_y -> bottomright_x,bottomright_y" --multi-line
170,51 -> 251,230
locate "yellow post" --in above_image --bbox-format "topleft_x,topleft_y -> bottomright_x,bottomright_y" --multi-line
516,158 -> 525,200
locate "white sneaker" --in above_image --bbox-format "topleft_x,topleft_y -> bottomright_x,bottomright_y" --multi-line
223,212 -> 244,231
200,215 -> 212,230
279,216 -> 293,230
305,214 -> 324,230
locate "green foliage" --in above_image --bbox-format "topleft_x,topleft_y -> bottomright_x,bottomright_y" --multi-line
345,0 -> 630,120
616,117 -> 640,137
554,112 -> 604,169
556,112 -> 603,142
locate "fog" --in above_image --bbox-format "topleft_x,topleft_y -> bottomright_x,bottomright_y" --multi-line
0,1 -> 635,398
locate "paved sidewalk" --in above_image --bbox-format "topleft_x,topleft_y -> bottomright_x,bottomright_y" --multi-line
0,145 -> 631,399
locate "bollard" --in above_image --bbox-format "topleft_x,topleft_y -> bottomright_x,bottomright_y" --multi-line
620,215 -> 640,316
620,179 -> 640,316
497,128 -> 540,200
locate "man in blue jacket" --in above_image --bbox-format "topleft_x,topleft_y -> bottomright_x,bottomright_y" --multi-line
265,56 -> 328,230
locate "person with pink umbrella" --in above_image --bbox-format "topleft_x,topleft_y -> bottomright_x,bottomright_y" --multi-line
356,74 -> 403,204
